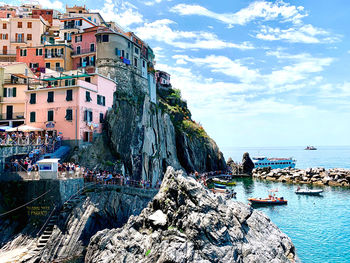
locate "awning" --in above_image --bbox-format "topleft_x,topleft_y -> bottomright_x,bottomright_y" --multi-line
7,125 -> 44,132
43,74 -> 91,81
0,126 -> 12,131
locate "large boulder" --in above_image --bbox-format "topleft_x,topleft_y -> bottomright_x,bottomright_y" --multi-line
86,167 -> 296,263
242,152 -> 255,174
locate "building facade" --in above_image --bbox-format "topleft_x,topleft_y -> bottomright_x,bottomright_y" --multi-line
25,73 -> 116,145
71,27 -> 97,73
0,62 -> 36,127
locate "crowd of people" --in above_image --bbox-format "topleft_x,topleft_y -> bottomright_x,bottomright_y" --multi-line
0,131 -> 61,147
82,168 -> 161,189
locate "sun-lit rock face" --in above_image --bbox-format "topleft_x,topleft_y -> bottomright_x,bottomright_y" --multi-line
85,167 -> 296,263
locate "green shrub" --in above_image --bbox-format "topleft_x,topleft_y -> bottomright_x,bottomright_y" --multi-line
145,249 -> 151,256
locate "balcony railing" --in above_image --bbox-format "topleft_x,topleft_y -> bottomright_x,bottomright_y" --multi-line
0,52 -> 16,56
71,48 -> 96,56
0,112 -> 25,120
10,39 -> 26,44
45,53 -> 64,58
60,24 -> 79,30
77,61 -> 96,68
4,79 -> 28,85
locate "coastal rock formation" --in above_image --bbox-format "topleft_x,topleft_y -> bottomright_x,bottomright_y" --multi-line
242,152 -> 255,174
77,66 -> 226,185
253,167 -> 350,187
0,186 -> 156,262
85,167 -> 296,263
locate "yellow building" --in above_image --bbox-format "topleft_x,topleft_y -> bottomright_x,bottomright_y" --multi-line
44,44 -> 73,71
0,62 -> 36,127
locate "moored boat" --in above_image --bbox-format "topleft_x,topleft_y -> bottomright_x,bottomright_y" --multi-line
212,178 -> 236,186
305,146 -> 317,150
248,189 -> 287,205
252,156 -> 296,169
214,183 -> 226,189
295,187 -> 323,195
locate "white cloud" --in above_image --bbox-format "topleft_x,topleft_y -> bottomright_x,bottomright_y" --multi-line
256,24 -> 340,44
170,1 -> 307,27
172,55 -> 260,83
37,0 -> 64,11
91,0 -> 143,29
134,19 -> 254,50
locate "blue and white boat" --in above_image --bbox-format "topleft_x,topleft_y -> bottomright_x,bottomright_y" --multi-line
252,156 -> 296,169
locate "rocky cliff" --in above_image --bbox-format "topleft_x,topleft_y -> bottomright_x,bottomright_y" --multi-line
85,167 -> 296,263
75,65 -> 226,186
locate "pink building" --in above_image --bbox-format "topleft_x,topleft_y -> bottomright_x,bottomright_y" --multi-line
25,72 -> 116,146
71,27 -> 98,73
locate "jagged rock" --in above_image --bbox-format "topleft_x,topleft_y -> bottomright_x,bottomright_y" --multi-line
242,152 -> 255,174
85,167 -> 296,263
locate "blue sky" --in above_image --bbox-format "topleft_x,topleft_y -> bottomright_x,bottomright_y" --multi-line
9,0 -> 350,150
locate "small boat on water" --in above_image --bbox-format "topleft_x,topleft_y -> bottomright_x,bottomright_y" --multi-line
295,187 -> 323,195
248,189 -> 287,205
214,183 -> 226,189
212,178 -> 236,186
252,156 -> 296,169
305,146 -> 317,150
211,188 -> 226,194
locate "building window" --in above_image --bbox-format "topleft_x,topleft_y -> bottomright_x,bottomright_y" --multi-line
99,113 -> 104,123
20,49 -> 27,56
47,110 -> 54,121
115,48 -> 120,56
65,109 -> 73,121
128,42 -> 130,48
84,110 -> 93,122
3,23 -> 6,29
18,22 -> 22,28
46,62 -> 50,69
36,48 -> 42,56
102,35 -> 109,42
75,35 -> 82,42
3,87 -> 16,97
134,58 -> 137,67
90,43 -> 95,52
55,62 -> 60,69
30,93 -> 36,104
47,91 -> 54,103
143,60 -> 145,68
27,22 -> 32,28
65,79 -> 76,86
30,112 -> 36,122
76,46 -> 81,54
85,77 -> 91,83
86,91 -> 92,102
135,47 -> 139,54
66,89 -> 73,101
27,34 -> 32,41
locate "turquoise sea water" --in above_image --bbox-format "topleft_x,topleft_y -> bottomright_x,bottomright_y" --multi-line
222,146 -> 350,169
222,146 -> 350,262
232,179 -> 350,263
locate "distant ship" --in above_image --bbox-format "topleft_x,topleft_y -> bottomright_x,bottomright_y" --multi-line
305,146 -> 317,150
252,157 -> 296,169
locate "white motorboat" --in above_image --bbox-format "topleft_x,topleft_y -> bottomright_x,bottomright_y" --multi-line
295,187 -> 323,195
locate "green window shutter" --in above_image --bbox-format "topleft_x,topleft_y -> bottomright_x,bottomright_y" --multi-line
84,110 -> 87,121
99,113 -> 104,123
66,89 -> 72,101
48,110 -> 53,121
3,88 -> 7,97
13,87 -> 16,97
65,109 -> 72,120
97,95 -> 100,105
65,79 -> 68,86
47,91 -> 54,102
30,93 -> 36,104
30,112 -> 35,122
89,111 -> 93,122
103,96 -> 105,106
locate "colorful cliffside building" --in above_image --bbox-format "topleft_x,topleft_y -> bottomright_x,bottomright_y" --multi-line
0,62 -> 37,127
25,71 -> 116,146
71,27 -> 98,73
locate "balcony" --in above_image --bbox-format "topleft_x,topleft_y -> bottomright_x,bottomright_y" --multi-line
10,39 -> 26,44
45,53 -> 64,59
71,48 -> 96,56
0,51 -> 16,57
60,24 -> 79,30
0,112 -> 25,121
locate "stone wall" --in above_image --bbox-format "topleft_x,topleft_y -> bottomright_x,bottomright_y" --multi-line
97,58 -> 148,95
253,167 -> 350,187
